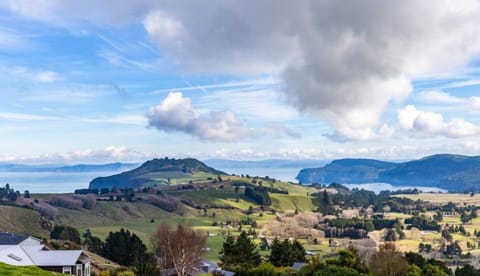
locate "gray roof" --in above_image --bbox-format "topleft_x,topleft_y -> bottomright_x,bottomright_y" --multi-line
0,232 -> 29,245
292,262 -> 307,270
22,246 -> 83,266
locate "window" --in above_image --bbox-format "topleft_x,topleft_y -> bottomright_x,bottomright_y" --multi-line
7,254 -> 22,262
84,262 -> 91,276
62,266 -> 72,274
76,264 -> 82,276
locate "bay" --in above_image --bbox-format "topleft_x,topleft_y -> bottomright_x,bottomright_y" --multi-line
0,171 -> 120,193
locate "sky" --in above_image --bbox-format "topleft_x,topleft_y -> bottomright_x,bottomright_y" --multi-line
1,0 -> 480,164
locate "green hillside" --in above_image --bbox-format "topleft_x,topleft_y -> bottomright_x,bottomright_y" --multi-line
89,158 -> 226,189
0,262 -> 60,276
297,154 -> 480,191
0,206 -> 49,238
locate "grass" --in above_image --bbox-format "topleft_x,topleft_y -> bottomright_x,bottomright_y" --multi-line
0,262 -> 62,275
394,193 -> 480,206
3,177 -> 322,263
0,206 -> 49,238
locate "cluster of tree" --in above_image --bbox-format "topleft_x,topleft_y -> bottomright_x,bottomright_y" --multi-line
444,224 -> 468,236
405,214 -> 441,231
50,225 -> 81,244
441,241 -> 463,258
74,188 -> 99,195
244,186 -> 272,206
141,194 -> 179,212
49,195 -> 96,210
0,183 -> 20,203
313,184 -> 416,214
101,228 -> 158,276
405,252 -> 451,275
372,215 -> 399,230
460,208 -> 477,224
219,232 -> 261,273
379,188 -> 421,196
418,242 -> 433,253
324,226 -> 368,239
269,238 -> 306,267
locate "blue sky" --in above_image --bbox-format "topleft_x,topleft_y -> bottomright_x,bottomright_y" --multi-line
1,1 -> 480,164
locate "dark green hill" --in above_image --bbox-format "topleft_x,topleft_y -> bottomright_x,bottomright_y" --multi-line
89,158 -> 225,190
296,158 -> 396,184
296,154 -> 480,191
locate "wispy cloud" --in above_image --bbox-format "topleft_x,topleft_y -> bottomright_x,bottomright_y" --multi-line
0,111 -> 60,121
35,70 -> 60,82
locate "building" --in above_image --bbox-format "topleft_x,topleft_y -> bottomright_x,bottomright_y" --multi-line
0,232 -> 91,275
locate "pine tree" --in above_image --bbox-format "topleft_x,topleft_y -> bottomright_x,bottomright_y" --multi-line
219,231 -> 260,273
269,238 -> 283,266
219,235 -> 237,270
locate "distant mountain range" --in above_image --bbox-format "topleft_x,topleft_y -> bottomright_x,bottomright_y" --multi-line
0,162 -> 139,173
296,154 -> 480,192
89,158 -> 225,190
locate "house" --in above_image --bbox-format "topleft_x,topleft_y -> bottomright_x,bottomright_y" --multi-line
0,232 -> 91,275
291,262 -> 307,271
164,260 -> 234,276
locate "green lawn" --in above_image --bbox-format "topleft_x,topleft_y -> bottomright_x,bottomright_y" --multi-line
0,262 -> 62,276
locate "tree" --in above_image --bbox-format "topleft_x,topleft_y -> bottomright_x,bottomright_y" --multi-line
269,238 -> 306,267
50,225 -> 81,244
152,224 -> 206,276
83,229 -> 103,254
24,190 -> 30,199
101,228 -> 157,276
368,243 -> 409,276
219,231 -> 260,273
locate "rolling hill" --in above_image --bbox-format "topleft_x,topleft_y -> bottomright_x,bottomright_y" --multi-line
89,158 -> 226,189
296,154 -> 480,191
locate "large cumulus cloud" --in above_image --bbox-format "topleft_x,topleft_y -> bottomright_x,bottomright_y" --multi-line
146,92 -> 299,141
5,0 -> 480,140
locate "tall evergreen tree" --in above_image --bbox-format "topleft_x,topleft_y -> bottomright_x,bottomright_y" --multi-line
269,238 -> 306,267
219,231 -> 260,273
219,235 -> 237,270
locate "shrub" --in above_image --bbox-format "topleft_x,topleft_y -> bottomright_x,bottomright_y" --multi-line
33,201 -> 58,219
50,196 -> 83,210
73,194 -> 97,209
142,194 -> 179,212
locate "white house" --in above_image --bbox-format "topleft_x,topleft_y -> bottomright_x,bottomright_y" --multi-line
0,232 -> 90,275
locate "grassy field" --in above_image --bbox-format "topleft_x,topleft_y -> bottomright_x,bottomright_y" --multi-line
0,206 -> 49,237
0,262 -> 61,275
394,193 -> 480,206
1,178 -> 346,262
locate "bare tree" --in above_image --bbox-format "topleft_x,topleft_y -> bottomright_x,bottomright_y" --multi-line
152,223 -> 207,276
368,243 -> 409,276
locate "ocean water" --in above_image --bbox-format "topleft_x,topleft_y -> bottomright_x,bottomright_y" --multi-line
343,183 -> 447,194
0,168 -> 447,194
0,171 -> 120,193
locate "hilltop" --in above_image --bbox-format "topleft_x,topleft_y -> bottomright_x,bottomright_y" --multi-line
296,154 -> 480,191
89,158 -> 226,190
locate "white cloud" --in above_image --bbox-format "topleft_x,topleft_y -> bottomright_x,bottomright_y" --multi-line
398,105 -> 480,138
146,92 -> 252,142
140,1 -> 480,141
0,146 -> 148,164
4,1 -> 480,142
146,92 -> 298,141
35,70 -> 60,82
0,111 -> 59,121
469,97 -> 480,109
416,90 -> 466,104
79,114 -> 147,125
326,124 -> 395,143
